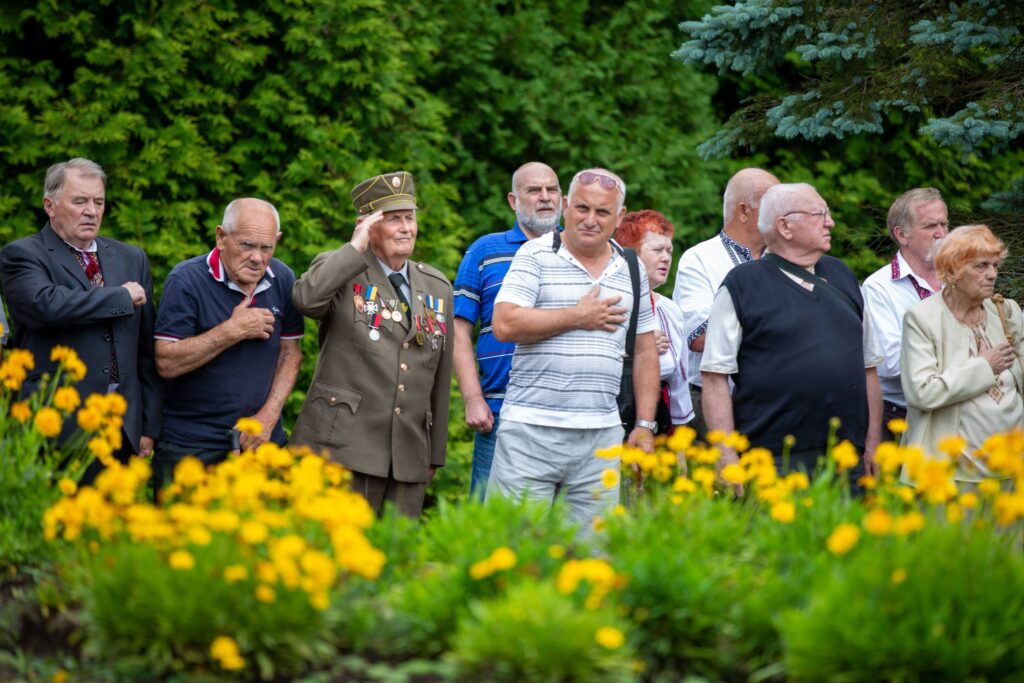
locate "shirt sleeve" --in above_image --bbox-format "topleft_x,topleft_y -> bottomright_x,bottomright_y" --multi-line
861,280 -> 901,377
154,272 -> 198,342
453,241 -> 482,323
862,302 -> 883,368
494,246 -> 541,309
673,247 -> 714,350
699,286 -> 742,375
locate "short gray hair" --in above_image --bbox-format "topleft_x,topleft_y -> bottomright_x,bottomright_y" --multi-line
567,168 -> 627,213
757,183 -> 816,236
887,187 -> 943,240
222,198 -> 281,234
43,158 -> 106,202
722,168 -> 777,225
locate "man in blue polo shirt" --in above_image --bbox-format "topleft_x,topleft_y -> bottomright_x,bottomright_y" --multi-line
453,162 -> 562,499
152,197 -> 304,494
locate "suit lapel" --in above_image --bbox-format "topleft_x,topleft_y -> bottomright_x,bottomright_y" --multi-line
41,223 -> 91,290
97,238 -> 127,287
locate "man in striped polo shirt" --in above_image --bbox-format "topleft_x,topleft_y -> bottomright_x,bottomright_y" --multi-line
453,162 -> 563,500
488,168 -> 660,531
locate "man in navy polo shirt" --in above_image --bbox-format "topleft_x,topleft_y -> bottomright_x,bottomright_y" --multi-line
453,162 -> 562,499
152,197 -> 304,494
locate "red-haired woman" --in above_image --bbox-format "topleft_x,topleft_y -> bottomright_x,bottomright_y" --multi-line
617,210 -> 694,432
901,224 -> 1024,483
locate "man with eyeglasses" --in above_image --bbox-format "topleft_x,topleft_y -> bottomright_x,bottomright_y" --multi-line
152,197 -> 304,496
861,188 -> 949,442
488,168 -> 660,531
452,162 -> 563,500
673,168 -> 779,440
701,183 -> 883,482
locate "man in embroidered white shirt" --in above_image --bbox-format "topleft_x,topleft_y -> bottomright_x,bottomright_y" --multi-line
862,188 -> 949,442
672,167 -> 779,437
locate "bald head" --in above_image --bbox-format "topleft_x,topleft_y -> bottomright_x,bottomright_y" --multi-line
222,197 -> 281,234
722,168 -> 780,228
509,162 -> 562,235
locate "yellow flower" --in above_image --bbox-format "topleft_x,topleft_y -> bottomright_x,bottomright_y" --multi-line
103,393 -> 128,417
784,471 -> 810,491
33,407 -> 63,438
826,523 -> 860,556
174,457 -> 206,487
168,550 -> 195,571
223,565 -> 248,583
891,568 -> 907,585
87,437 -> 113,463
601,468 -> 619,489
76,407 -> 103,432
58,478 -> 77,497
887,418 -> 908,435
937,435 -> 967,458
548,544 -> 565,559
673,475 -> 697,494
831,440 -> 859,472
594,444 -> 624,459
893,511 -> 926,536
210,635 -> 245,671
978,478 -> 1001,497
770,500 -> 795,524
255,584 -> 276,603
720,463 -> 750,485
896,486 -> 915,504
188,526 -> 212,546
11,401 -> 31,423
489,547 -> 517,571
52,670 -> 68,683
53,386 -> 81,413
959,492 -> 979,509
863,508 -> 892,535
595,626 -> 625,649
611,504 -> 626,517
235,417 -> 263,437
239,520 -> 268,545
946,503 -> 963,524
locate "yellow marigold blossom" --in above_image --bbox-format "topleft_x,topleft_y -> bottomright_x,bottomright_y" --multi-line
239,520 -> 268,545
58,478 -> 77,497
595,626 -> 625,650
188,526 -> 212,546
52,669 -> 68,683
858,475 -> 877,490
896,486 -> 915,504
469,546 -> 518,580
53,386 -> 81,413
223,565 -> 248,583
863,508 -> 892,535
592,516 -> 606,532
784,471 -> 810,491
946,503 -> 963,523
174,457 -> 206,488
912,458 -> 957,504
612,504 -> 626,517
666,425 -> 696,452
88,436 -> 113,463
50,345 -> 76,364
937,435 -> 967,458
826,523 -> 860,556
310,591 -> 330,611
720,463 -> 750,485
76,407 -> 102,432
993,491 -> 1024,526
893,511 -> 926,535
801,497 -> 814,508
722,431 -> 750,452
235,417 -> 263,437
210,635 -> 245,671
168,550 -> 195,571
691,468 -> 715,495
255,584 -> 276,603
673,475 -> 697,494
33,407 -> 63,438
102,393 -> 128,417
601,468 -> 619,489
594,444 -> 624,459
891,568 -> 907,585
978,478 -> 1001,497
10,401 -> 31,423
671,494 -> 683,505
770,500 -> 795,524
706,430 -> 726,445
887,418 -> 908,435
548,544 -> 565,559
831,440 -> 859,472
959,492 -> 979,509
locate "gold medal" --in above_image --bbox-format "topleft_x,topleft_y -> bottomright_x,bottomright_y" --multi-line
392,310 -> 403,323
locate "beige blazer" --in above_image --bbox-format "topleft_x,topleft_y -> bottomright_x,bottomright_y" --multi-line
291,243 -> 453,483
900,293 -> 1024,477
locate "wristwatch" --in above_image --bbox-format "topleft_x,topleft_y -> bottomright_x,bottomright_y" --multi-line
635,419 -> 658,433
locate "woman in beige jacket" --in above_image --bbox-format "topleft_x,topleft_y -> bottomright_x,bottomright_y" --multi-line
900,225 -> 1024,483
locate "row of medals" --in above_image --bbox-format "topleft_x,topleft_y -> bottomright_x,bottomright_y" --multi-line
353,284 -> 446,349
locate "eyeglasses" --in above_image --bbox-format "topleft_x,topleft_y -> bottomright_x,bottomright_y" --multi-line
576,171 -> 623,192
782,208 -> 831,221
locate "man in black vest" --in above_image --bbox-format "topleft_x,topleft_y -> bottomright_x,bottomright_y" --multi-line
700,183 -> 882,482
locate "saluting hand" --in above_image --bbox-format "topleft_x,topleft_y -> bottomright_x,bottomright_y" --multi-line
350,209 -> 383,253
229,296 -> 275,341
575,285 -> 628,332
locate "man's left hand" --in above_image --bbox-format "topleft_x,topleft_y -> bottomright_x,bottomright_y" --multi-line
239,411 -> 275,451
429,466 -> 439,483
862,447 -> 880,478
139,436 -> 155,458
654,329 -> 669,355
627,426 -> 654,453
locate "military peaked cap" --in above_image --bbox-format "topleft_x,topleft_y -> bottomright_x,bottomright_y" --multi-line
351,171 -> 417,215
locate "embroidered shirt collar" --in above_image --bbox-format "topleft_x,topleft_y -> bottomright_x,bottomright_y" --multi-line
891,251 -> 936,289
719,230 -> 762,266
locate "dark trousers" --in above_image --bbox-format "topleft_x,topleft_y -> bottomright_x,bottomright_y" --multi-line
688,384 -> 708,442
151,441 -> 230,502
881,401 -> 908,443
350,470 -> 427,519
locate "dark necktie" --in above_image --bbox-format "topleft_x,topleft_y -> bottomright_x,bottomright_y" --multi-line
70,247 -> 119,383
388,272 -> 411,312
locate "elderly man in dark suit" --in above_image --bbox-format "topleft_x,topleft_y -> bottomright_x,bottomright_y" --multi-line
291,172 -> 454,518
0,158 -> 162,482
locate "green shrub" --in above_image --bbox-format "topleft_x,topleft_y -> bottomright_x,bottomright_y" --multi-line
781,524 -> 1024,682
451,580 -> 635,683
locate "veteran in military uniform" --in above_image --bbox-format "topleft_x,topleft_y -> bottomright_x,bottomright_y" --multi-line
291,172 -> 454,517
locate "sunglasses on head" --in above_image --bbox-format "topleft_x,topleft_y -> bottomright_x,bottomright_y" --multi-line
576,171 -> 622,192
